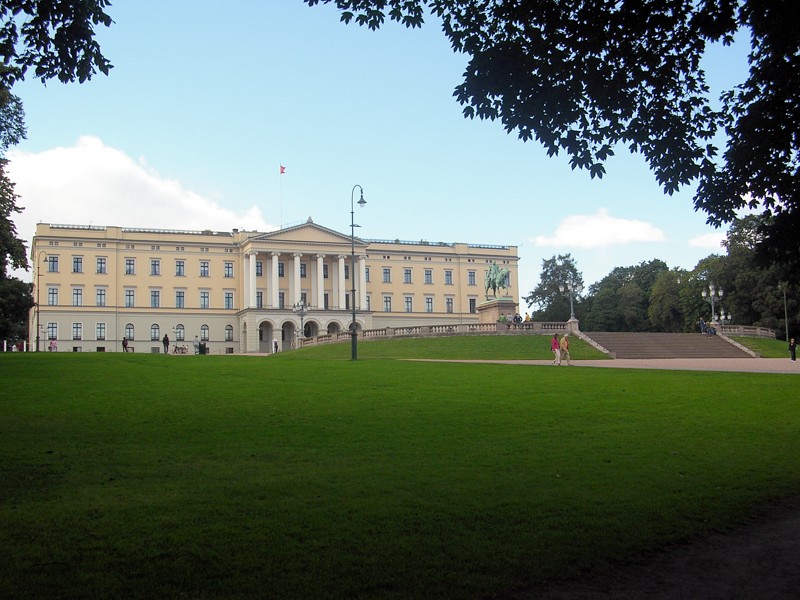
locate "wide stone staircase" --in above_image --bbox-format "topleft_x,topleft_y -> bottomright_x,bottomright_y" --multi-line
582,332 -> 754,359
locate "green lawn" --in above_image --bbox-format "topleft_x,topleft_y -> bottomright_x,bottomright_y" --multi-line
731,335 -> 791,358
1,342 -> 798,599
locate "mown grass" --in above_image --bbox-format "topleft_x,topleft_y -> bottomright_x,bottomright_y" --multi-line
294,332 -> 608,360
1,344 -> 798,599
731,335 -> 791,358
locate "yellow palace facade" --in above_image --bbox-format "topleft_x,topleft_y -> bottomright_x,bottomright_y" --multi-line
29,221 -> 519,353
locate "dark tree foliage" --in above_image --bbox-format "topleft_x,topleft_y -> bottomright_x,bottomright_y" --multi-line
523,253 -> 582,320
306,0 -> 799,273
0,276 -> 33,340
0,0 -> 113,86
581,259 -> 668,331
0,86 -> 26,276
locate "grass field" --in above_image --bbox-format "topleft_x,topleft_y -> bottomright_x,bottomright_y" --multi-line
2,336 -> 799,599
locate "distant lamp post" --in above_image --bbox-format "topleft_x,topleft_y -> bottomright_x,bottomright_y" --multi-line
701,283 -> 723,322
292,300 -> 309,344
350,184 -> 366,360
35,252 -> 48,352
558,280 -> 583,320
779,281 -> 789,341
717,309 -> 732,326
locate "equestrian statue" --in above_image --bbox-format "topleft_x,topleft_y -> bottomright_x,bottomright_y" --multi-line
484,263 -> 510,298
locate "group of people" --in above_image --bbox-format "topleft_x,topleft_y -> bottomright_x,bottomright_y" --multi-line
550,333 -> 571,366
498,312 -> 531,326
697,317 -> 717,336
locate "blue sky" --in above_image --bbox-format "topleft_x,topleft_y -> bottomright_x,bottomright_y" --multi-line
8,1 -> 750,309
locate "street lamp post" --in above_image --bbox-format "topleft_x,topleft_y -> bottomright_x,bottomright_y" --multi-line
558,280 -> 583,320
701,283 -> 723,323
292,300 -> 308,346
350,185 -> 366,361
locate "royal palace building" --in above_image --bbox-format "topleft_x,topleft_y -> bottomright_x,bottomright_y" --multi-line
29,221 -> 519,353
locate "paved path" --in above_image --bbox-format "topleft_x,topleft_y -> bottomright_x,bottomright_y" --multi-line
414,358 -> 799,374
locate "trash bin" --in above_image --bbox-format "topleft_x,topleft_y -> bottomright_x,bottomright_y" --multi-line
199,342 -> 206,355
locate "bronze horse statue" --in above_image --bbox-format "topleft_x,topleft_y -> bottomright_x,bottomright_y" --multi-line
484,263 -> 510,297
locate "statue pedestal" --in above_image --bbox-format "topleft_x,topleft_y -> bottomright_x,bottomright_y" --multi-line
477,297 -> 518,323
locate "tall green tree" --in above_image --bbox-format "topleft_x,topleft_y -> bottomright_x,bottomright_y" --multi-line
648,269 -> 687,332
307,0 -> 800,275
581,259 -> 668,331
523,254 -> 582,321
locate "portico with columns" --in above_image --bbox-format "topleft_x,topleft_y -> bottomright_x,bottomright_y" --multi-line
237,221 -> 373,352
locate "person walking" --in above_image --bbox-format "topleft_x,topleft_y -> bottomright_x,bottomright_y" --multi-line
790,338 -> 796,362
162,333 -> 169,354
122,337 -> 128,352
550,333 -> 561,365
559,334 -> 572,366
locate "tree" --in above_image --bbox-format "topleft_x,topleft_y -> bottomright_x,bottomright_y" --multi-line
648,269 -> 687,332
581,259 -> 667,331
0,87 -> 27,275
306,0 -> 799,273
0,1 -> 113,87
523,254 -> 582,321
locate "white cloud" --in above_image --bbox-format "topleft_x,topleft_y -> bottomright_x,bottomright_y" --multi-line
532,208 -> 666,248
7,136 -> 274,280
688,232 -> 725,250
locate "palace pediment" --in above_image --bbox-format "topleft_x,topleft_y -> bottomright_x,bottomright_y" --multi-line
246,220 -> 366,250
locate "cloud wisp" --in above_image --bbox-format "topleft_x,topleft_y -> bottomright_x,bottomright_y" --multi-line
533,208 -> 667,249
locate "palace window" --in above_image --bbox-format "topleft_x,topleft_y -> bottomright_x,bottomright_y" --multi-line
72,323 -> 82,340
72,288 -> 83,306
200,291 -> 210,309
124,323 -> 134,340
445,270 -> 453,285
150,290 -> 160,308
72,256 -> 83,273
224,292 -> 234,310
48,288 -> 58,306
225,325 -> 233,342
125,289 -> 135,307
47,256 -> 59,272
404,296 -> 413,312
175,324 -> 185,341
200,261 -> 210,277
424,269 -> 433,284
468,270 -> 476,286
47,322 -> 58,340
97,257 -> 107,274
404,268 -> 412,284
151,259 -> 161,276
383,296 -> 392,312
256,261 -> 263,277
125,258 -> 135,275
175,260 -> 185,276
96,323 -> 106,341
224,262 -> 234,278
150,324 -> 160,341
200,324 -> 209,341
382,268 -> 391,283
425,297 -> 434,313
175,291 -> 185,308
96,288 -> 106,307
446,298 -> 454,313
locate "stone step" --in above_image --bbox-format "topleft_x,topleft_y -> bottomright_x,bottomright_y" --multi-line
583,332 -> 752,359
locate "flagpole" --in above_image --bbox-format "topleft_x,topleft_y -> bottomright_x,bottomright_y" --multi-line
279,163 -> 283,229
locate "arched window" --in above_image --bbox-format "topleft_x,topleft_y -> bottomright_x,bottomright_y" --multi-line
224,325 -> 233,342
151,324 -> 160,341
125,323 -> 134,340
175,324 -> 185,341
200,324 -> 209,341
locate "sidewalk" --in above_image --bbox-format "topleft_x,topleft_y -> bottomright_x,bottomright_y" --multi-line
415,358 -> 799,374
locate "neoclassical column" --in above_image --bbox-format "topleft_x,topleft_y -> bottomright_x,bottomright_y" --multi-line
316,254 -> 325,310
358,255 -> 367,309
242,252 -> 251,309
293,253 -> 302,305
270,252 -> 280,308
337,255 -> 346,310
248,252 -> 257,309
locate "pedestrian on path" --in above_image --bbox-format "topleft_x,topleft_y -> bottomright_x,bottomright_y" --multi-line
790,338 -> 796,362
551,333 -> 561,365
559,334 -> 572,366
